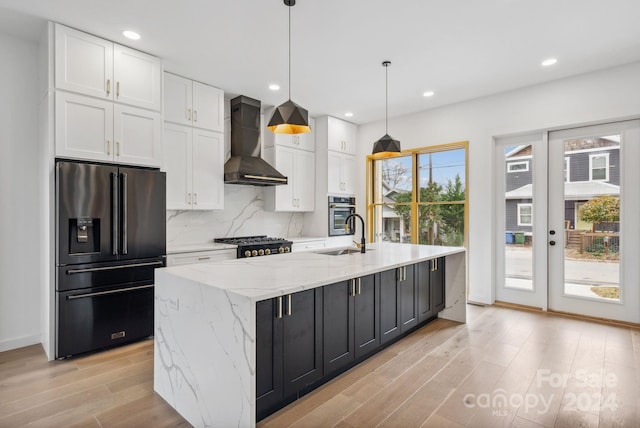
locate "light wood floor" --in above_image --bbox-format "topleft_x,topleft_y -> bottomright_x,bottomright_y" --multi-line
1,305 -> 638,427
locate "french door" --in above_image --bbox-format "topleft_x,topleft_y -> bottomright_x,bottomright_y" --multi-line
496,120 -> 640,323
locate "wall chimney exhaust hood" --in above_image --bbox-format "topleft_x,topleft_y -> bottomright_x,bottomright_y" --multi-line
224,96 -> 288,186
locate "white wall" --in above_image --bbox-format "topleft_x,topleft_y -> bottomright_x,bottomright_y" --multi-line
356,61 -> 640,304
0,32 -> 42,351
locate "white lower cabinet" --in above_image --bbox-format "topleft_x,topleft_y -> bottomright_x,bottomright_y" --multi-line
55,91 -> 161,166
328,151 -> 355,195
164,123 -> 224,210
265,145 -> 315,212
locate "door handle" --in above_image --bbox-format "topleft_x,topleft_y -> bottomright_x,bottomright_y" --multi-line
112,172 -> 119,255
550,241 -> 556,246
550,230 -> 556,235
121,173 -> 128,255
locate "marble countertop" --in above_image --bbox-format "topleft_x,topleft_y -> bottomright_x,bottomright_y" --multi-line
158,243 -> 465,302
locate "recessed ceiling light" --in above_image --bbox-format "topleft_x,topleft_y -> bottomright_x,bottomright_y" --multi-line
541,58 -> 558,67
423,91 -> 435,97
344,112 -> 354,118
122,30 -> 141,40
269,84 -> 280,91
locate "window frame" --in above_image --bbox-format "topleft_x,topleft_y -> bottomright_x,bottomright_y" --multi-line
589,153 -> 610,181
517,203 -> 533,226
507,161 -> 529,173
564,156 -> 570,182
366,141 -> 468,247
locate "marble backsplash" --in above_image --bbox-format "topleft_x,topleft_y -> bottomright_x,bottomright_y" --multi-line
166,184 -> 304,245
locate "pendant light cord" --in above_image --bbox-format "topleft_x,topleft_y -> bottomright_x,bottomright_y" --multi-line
385,63 -> 388,134
288,4 -> 292,100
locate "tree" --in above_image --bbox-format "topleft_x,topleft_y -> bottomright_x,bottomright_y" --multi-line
579,195 -> 619,232
381,159 -> 410,190
439,174 -> 465,245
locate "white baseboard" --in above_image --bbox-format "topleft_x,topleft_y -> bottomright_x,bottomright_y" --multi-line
0,334 -> 41,353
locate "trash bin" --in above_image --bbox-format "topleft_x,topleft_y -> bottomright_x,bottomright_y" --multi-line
505,232 -> 514,244
515,232 -> 525,244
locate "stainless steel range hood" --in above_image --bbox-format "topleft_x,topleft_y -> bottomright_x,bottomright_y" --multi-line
224,95 -> 288,186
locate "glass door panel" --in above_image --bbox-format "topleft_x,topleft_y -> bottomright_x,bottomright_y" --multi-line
548,121 -> 640,322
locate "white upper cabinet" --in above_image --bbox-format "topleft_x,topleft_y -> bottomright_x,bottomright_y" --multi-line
164,123 -> 224,210
327,151 -> 356,196
327,116 -> 357,154
55,24 -> 161,111
55,91 -> 162,167
164,72 -> 224,132
265,145 -> 316,212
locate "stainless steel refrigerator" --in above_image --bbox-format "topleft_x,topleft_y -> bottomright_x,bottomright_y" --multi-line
55,160 -> 166,358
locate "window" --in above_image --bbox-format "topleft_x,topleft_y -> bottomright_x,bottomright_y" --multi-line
589,153 -> 609,181
367,142 -> 468,247
507,161 -> 529,172
517,203 -> 533,226
564,157 -> 570,182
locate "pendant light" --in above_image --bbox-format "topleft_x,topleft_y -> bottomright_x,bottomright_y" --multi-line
267,0 -> 311,134
372,61 -> 401,158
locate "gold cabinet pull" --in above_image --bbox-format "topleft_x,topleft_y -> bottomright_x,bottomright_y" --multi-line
277,296 -> 283,319
116,81 -> 120,97
106,79 -> 111,96
287,294 -> 292,316
116,141 -> 120,156
106,140 -> 111,155
187,108 -> 192,121
194,110 -> 198,122
357,278 -> 361,295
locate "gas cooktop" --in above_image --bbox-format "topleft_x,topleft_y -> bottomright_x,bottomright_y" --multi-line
214,235 -> 292,258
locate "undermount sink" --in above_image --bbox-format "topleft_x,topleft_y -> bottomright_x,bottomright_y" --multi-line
315,247 -> 372,256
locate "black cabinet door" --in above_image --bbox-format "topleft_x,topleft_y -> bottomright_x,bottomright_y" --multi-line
354,273 -> 380,359
431,257 -> 446,313
323,280 -> 355,375
256,298 -> 283,421
417,261 -> 433,323
283,288 -> 323,397
380,268 -> 401,344
399,264 -> 418,332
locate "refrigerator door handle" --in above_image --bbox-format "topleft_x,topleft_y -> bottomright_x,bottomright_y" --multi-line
112,172 -> 119,255
121,173 -> 128,255
66,284 -> 154,300
66,261 -> 164,275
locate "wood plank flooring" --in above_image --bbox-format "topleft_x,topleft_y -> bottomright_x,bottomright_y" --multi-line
1,305 -> 638,427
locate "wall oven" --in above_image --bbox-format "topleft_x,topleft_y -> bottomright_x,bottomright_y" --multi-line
328,196 -> 356,236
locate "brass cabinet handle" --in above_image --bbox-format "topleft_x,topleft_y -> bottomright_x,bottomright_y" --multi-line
106,140 -> 111,155
357,277 -> 361,295
194,110 -> 198,122
194,193 -> 198,205
106,79 -> 111,96
187,108 -> 192,121
277,296 -> 283,319
116,81 -> 120,98
287,294 -> 292,316
116,141 -> 120,156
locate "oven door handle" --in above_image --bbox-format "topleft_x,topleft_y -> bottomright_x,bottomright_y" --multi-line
66,284 -> 154,300
65,261 -> 164,275
329,204 -> 356,208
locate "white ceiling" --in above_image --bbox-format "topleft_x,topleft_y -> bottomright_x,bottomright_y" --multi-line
1,0 -> 640,125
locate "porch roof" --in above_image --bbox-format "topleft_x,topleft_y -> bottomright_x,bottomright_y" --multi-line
505,181 -> 620,200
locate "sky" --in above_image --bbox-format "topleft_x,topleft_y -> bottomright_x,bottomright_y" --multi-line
383,149 -> 466,192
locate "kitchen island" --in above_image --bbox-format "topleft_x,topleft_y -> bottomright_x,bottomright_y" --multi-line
154,243 -> 466,428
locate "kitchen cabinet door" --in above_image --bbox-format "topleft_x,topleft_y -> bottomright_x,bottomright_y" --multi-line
354,274 -> 380,359
164,73 -> 193,126
55,91 -> 113,162
192,129 -> 224,210
55,24 -> 113,100
256,298 -> 284,421
417,260 -> 433,323
328,152 -> 355,196
113,45 -> 162,111
399,264 -> 418,332
282,288 -> 323,397
272,146 -> 296,211
113,104 -> 162,167
379,268 -> 401,344
327,116 -> 356,154
295,149 -> 315,211
266,146 -> 315,212
322,280 -> 355,375
431,257 -> 446,314
163,124 -> 192,210
192,81 -> 224,132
